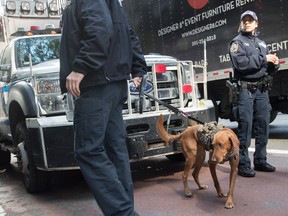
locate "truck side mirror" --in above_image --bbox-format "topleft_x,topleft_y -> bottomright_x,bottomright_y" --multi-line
0,64 -> 11,82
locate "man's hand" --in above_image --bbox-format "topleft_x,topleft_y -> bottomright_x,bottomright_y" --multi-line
132,76 -> 142,89
66,71 -> 84,97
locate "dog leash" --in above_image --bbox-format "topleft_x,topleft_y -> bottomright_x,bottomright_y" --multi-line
166,111 -> 172,131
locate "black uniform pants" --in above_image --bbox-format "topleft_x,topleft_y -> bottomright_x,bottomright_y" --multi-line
73,80 -> 134,216
234,88 -> 271,169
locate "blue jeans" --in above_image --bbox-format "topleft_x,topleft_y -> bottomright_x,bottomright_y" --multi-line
74,80 -> 134,216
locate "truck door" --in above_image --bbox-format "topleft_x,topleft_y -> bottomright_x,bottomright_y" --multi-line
0,45 -> 12,117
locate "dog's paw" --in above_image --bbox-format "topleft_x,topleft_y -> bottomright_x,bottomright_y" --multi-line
184,190 -> 192,197
199,185 -> 208,190
224,201 -> 234,209
218,192 -> 227,197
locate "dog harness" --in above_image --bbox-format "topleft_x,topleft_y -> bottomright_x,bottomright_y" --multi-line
197,121 -> 224,151
197,122 -> 238,163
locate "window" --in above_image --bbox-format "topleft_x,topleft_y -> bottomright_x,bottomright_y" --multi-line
0,17 -> 4,42
0,46 -> 11,79
15,35 -> 60,68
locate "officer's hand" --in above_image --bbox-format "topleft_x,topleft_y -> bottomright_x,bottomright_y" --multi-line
266,54 -> 279,65
132,76 -> 142,89
66,71 -> 84,97
272,53 -> 279,65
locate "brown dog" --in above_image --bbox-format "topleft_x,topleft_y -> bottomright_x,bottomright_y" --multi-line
156,114 -> 239,209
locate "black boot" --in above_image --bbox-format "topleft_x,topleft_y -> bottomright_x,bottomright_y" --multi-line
238,167 -> 256,177
254,162 -> 276,172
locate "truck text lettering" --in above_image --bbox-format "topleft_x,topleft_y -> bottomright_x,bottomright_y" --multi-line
219,54 -> 231,63
267,40 -> 288,52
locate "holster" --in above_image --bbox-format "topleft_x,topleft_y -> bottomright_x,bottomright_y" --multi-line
240,76 -> 273,93
226,80 -> 239,104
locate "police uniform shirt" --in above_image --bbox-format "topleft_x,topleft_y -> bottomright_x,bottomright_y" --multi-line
229,30 -> 270,81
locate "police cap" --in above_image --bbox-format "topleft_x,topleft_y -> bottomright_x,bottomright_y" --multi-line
240,10 -> 258,22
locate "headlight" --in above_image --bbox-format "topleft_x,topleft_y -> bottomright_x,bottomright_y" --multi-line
35,77 -> 68,114
36,79 -> 60,94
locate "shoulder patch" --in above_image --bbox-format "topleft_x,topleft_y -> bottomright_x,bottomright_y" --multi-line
230,41 -> 239,54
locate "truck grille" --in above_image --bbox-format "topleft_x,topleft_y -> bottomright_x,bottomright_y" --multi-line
123,60 -> 188,114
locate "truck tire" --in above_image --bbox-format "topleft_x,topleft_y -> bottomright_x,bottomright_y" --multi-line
15,122 -> 48,193
0,150 -> 11,167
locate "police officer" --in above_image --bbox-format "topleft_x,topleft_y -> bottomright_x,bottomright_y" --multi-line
60,0 -> 147,215
229,10 -> 279,177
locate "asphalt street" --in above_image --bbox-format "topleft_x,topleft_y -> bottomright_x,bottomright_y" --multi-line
0,114 -> 288,216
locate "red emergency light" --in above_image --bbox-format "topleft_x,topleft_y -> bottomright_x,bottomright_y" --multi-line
182,84 -> 192,93
30,26 -> 40,31
155,64 -> 166,73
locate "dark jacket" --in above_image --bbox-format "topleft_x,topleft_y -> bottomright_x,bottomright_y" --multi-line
59,0 -> 147,93
229,30 -> 279,81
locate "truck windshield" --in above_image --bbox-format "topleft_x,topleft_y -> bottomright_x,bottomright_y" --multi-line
15,35 -> 60,68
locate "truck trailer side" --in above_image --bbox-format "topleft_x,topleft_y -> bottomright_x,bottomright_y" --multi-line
123,0 -> 288,121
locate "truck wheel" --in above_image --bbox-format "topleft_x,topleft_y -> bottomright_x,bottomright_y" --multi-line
0,150 -> 11,167
15,122 -> 48,193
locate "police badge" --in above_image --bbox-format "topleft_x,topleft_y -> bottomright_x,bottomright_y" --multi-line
230,41 -> 239,54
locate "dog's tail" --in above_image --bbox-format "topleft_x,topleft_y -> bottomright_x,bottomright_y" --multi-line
156,114 -> 182,144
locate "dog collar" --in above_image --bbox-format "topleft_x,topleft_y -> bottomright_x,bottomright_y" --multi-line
222,147 -> 238,163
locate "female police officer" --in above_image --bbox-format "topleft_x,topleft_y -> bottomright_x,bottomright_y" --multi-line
229,10 -> 279,177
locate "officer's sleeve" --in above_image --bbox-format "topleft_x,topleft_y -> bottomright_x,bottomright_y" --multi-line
129,27 -> 147,78
72,0 -> 112,75
267,61 -> 280,75
229,40 -> 267,75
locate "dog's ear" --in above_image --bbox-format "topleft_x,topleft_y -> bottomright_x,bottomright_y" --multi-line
227,129 -> 240,148
220,128 -> 239,149
229,136 -> 239,148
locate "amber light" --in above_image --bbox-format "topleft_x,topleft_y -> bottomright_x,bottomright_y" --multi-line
182,84 -> 192,93
155,64 -> 166,73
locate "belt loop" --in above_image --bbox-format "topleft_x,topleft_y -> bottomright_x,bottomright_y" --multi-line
240,80 -> 247,89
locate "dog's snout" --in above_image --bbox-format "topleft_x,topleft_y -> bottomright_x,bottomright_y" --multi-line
211,152 -> 222,162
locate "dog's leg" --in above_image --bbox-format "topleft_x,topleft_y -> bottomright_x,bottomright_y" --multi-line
182,156 -> 196,197
224,157 -> 239,209
208,152 -> 226,198
192,146 -> 208,190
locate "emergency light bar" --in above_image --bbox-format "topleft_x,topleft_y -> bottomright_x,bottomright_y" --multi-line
10,27 -> 61,37
4,0 -> 63,17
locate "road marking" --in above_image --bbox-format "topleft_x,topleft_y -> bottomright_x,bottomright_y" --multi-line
249,148 -> 288,155
0,206 -> 6,216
